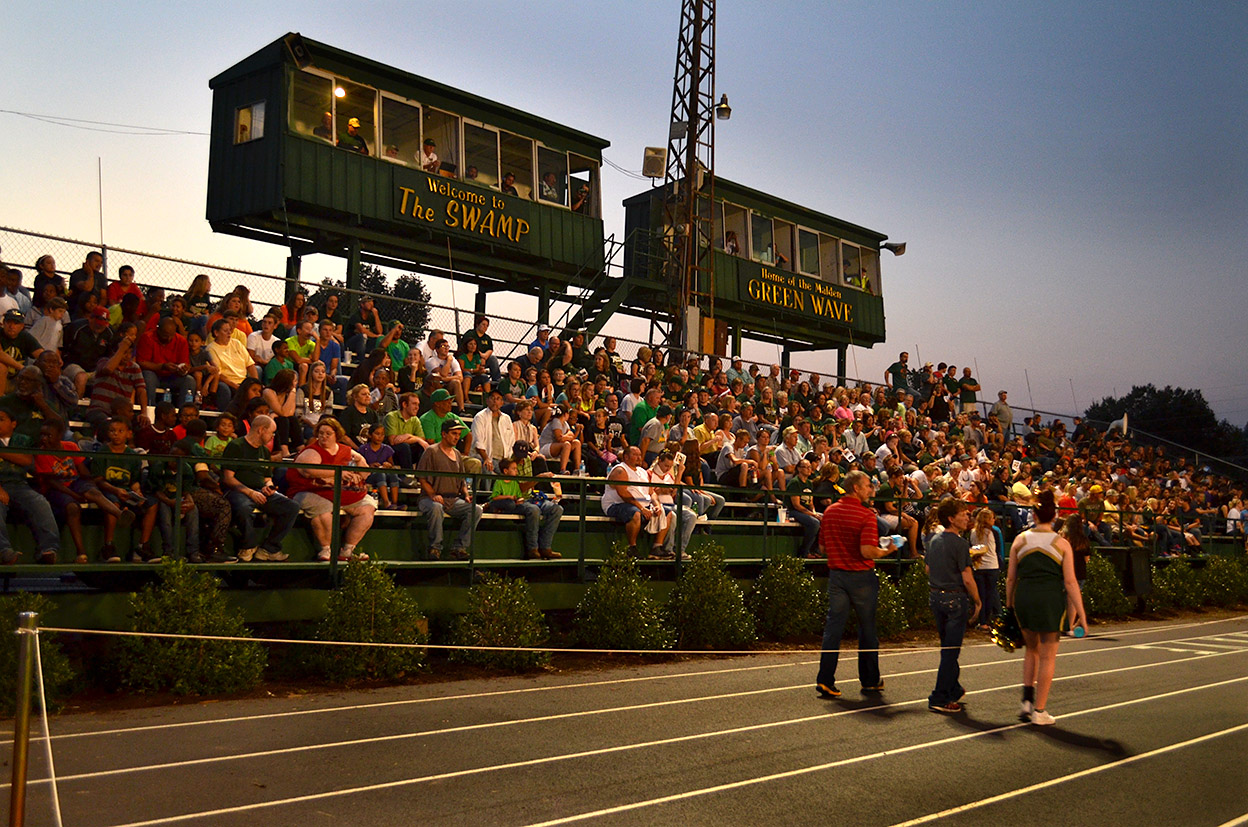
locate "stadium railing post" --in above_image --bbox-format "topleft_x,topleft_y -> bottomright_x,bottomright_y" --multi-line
9,611 -> 38,827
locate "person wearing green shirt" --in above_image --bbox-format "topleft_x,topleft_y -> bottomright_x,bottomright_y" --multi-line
786,459 -> 822,558
89,417 -> 157,563
263,339 -> 296,385
958,368 -> 981,413
384,391 -> 429,468
284,320 -> 319,385
418,388 -> 479,473
628,387 -> 662,445
0,406 -> 60,564
461,315 -> 501,384
222,414 -> 298,561
486,456 -> 562,559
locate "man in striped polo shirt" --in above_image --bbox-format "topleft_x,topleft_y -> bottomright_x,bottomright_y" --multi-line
816,470 -> 895,699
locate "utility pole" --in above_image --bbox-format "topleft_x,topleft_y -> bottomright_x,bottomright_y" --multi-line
661,0 -> 717,359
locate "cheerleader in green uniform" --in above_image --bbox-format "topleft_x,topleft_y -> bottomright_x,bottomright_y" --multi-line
1005,490 -> 1086,725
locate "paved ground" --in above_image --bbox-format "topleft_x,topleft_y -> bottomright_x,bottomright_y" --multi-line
4,614 -> 1248,827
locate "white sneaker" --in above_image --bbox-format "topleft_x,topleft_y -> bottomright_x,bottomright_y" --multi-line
1030,709 -> 1056,726
236,547 -> 257,562
1019,700 -> 1033,720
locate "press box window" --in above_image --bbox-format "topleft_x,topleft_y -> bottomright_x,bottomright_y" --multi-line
380,95 -> 421,165
798,229 -> 820,276
568,154 -> 599,216
841,242 -> 862,288
422,108 -> 460,176
234,101 -> 265,144
537,146 -> 567,205
500,131 -> 534,198
289,70 -> 332,141
750,212 -> 773,263
463,122 -> 500,188
333,78 -> 376,156
722,203 -> 747,255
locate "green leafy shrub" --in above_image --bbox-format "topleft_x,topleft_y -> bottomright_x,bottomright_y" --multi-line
898,562 -> 933,629
117,561 -> 266,695
575,548 -> 674,650
1082,553 -> 1133,618
875,570 -> 910,639
313,560 -> 428,680
1145,558 -> 1202,613
1196,556 -> 1248,609
666,544 -> 757,649
451,574 -> 550,670
748,555 -> 824,640
0,593 -> 75,714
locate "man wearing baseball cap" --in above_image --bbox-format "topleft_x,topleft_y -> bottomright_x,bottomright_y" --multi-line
63,305 -> 115,396
415,419 -> 482,560
0,309 -> 42,395
337,116 -> 369,155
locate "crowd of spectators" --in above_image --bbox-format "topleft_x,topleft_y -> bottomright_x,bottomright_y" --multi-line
0,244 -> 1244,567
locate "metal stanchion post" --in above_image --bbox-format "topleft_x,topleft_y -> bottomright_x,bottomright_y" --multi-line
10,611 -> 38,827
329,466 -> 343,583
576,476 -> 587,581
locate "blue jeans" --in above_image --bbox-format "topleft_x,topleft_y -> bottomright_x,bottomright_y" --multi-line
418,496 -> 483,552
157,500 -> 199,556
142,370 -> 195,407
662,503 -> 697,553
974,569 -> 999,627
225,489 -> 301,552
793,511 -> 821,556
492,498 -> 563,551
817,569 -> 880,688
0,485 -> 61,554
929,591 -> 969,706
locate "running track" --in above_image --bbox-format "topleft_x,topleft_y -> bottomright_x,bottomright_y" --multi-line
4,615 -> 1248,826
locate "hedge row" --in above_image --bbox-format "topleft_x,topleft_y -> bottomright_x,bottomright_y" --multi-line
3,550 -> 1245,703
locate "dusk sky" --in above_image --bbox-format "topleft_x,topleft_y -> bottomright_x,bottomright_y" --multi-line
3,2 -> 1246,428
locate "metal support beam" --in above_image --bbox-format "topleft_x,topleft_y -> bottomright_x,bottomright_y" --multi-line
837,346 -> 847,385
345,238 -> 362,296
537,286 -> 551,327
474,288 -> 489,316
284,254 -> 302,307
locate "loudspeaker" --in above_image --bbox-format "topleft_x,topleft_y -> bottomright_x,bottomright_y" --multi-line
284,33 -> 313,69
642,147 -> 667,179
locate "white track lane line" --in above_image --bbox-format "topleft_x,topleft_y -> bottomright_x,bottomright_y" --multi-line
94,651 -> 1248,827
3,614 -> 1238,747
889,721 -> 1248,826
1216,814 -> 1248,827
521,674 -> 1248,827
11,628 -> 1243,788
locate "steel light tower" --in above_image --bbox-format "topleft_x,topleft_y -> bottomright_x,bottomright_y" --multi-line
661,0 -> 718,358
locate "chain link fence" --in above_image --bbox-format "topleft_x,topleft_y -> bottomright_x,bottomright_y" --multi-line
0,225 -> 667,364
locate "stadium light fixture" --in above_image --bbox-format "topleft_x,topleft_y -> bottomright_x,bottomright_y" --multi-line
334,86 -> 346,98
715,94 -> 732,120
882,242 -> 906,256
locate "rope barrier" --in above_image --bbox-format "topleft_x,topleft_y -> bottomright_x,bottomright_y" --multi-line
33,634 -> 64,827
38,620 -> 1229,657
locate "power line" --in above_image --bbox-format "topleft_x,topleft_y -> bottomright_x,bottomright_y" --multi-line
601,154 -> 649,180
0,109 -> 209,136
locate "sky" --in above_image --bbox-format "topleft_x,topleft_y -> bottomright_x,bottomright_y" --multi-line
2,1 -> 1246,427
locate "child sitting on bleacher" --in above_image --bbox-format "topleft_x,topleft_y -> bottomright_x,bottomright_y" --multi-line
360,423 -> 400,509
204,413 -> 237,458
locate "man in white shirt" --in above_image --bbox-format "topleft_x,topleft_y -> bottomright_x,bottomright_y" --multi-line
246,313 -> 280,369
471,389 -> 516,474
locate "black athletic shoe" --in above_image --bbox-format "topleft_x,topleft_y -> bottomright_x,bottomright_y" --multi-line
816,682 -> 841,699
929,702 -> 963,714
861,682 -> 885,694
